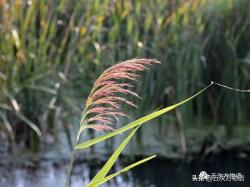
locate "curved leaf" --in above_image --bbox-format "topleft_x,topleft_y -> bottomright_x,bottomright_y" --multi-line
75,84 -> 211,150
87,155 -> 156,187
87,125 -> 141,186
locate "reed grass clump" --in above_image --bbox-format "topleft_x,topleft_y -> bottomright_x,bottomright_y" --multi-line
0,0 -> 249,152
66,58 -> 213,186
65,58 -> 160,186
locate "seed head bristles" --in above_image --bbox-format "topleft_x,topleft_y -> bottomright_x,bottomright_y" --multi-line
81,58 -> 160,132
85,125 -> 115,132
211,81 -> 250,93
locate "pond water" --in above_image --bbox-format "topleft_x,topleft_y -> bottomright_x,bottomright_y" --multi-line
0,153 -> 249,187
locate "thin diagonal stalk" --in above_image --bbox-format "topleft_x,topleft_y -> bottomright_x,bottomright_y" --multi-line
65,125 -> 84,187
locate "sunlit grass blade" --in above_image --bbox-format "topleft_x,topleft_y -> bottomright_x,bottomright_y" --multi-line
87,125 -> 141,185
14,112 -> 42,137
75,83 -> 212,150
86,155 -> 156,187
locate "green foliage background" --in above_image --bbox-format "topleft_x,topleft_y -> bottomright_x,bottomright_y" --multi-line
0,0 -> 250,151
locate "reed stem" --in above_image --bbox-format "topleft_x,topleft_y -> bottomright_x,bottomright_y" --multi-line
65,128 -> 82,187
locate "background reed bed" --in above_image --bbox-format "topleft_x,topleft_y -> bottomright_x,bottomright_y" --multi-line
0,0 -> 250,154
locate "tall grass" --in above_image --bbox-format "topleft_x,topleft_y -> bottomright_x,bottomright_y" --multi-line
65,58 -> 212,186
0,0 -> 250,150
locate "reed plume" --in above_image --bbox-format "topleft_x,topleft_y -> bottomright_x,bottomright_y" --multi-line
80,58 -> 160,132
65,58 -> 160,186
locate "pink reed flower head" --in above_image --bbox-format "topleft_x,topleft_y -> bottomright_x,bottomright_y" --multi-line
81,58 -> 160,132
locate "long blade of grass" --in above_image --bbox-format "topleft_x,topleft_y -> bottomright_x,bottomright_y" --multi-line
0,103 -> 42,137
87,125 -> 141,185
0,112 -> 15,142
75,83 -> 212,150
14,112 -> 42,137
87,155 -> 156,187
23,85 -> 57,95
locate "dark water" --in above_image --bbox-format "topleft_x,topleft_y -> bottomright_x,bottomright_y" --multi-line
131,154 -> 250,187
0,153 -> 249,187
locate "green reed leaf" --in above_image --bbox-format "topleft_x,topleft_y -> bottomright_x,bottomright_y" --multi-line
87,125 -> 141,186
87,155 -> 156,187
75,83 -> 212,150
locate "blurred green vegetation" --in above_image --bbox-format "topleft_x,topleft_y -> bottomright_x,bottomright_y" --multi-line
0,0 -> 250,153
